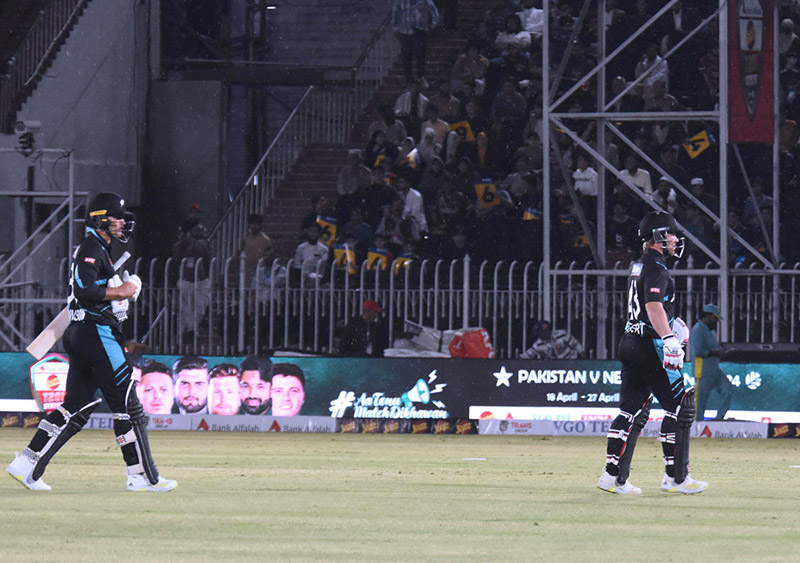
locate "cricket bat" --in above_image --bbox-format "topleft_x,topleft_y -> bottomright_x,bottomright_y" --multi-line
26,251 -> 131,359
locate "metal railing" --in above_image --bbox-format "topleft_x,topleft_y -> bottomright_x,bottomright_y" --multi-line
208,11 -> 397,261
10,256 -> 797,359
0,0 -> 90,133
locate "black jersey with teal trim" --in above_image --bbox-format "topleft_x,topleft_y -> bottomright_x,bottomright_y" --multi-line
623,248 -> 675,338
67,229 -> 121,326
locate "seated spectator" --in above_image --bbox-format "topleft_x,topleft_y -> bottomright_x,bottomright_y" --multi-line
658,145 -> 689,191
340,207 -> 374,264
517,0 -> 544,41
500,156 -> 536,200
438,178 -> 473,230
779,18 -> 800,64
418,155 -> 450,211
376,198 -> 408,255
420,104 -> 450,145
337,149 -> 371,198
513,131 -> 544,172
367,104 -> 407,146
607,202 -> 637,268
440,225 -> 474,260
473,186 -> 516,261
682,204 -> 712,261
634,42 -> 669,100
453,156 -> 481,199
741,177 -> 774,229
394,78 -> 429,135
301,192 -> 334,233
365,130 -> 399,170
644,80 -> 680,112
494,13 -> 531,55
620,153 -> 653,195
464,98 -> 490,138
294,218 -> 329,282
651,176 -> 680,216
689,177 -> 718,214
430,81 -> 463,123
520,320 -> 584,360
417,127 -> 442,168
338,300 -> 389,357
451,42 -> 489,95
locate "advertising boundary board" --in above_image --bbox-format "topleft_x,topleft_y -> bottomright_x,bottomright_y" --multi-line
0,411 -> 780,439
2,354 -> 800,423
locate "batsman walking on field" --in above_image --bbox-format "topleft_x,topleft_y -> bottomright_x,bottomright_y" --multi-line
597,211 -> 707,495
7,192 -> 176,492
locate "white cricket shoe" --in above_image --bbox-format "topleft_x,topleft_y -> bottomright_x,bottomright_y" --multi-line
661,473 -> 708,494
127,473 -> 177,492
596,470 -> 641,494
6,452 -> 51,491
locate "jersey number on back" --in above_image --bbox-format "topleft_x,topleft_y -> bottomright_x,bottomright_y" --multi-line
627,280 -> 641,321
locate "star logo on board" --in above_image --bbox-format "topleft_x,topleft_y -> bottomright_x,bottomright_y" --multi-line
492,366 -> 513,387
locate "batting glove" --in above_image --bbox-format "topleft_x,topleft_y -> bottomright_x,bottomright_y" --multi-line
661,334 -> 684,371
122,271 -> 142,302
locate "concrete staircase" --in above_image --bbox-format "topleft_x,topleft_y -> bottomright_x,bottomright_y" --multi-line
263,0 -> 502,258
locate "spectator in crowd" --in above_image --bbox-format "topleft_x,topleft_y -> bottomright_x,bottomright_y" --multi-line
644,80 -> 680,112
339,300 -> 389,357
723,209 -> 749,266
294,218 -> 330,282
396,173 -> 428,239
172,356 -> 210,414
690,304 -> 733,421
652,176 -> 680,216
689,177 -> 718,214
139,361 -> 174,415
340,207 -> 374,264
239,357 -> 273,415
494,13 -> 531,55
301,192 -> 333,240
465,99 -> 491,139
451,42 -> 489,95
779,18 -> 800,64
741,177 -> 774,229
418,156 -> 450,220
367,104 -> 407,146
500,156 -> 535,200
209,364 -> 241,416
682,204 -> 712,261
519,320 -> 584,360
365,130 -> 399,170
394,78 -> 430,135
429,81 -> 463,124
391,0 -> 439,84
517,0 -> 544,41
490,77 -> 528,170
376,198 -> 408,256
658,145 -> 689,192
420,104 -> 450,145
416,127 -> 442,168
607,201 -> 637,268
271,364 -> 306,417
620,153 -> 653,195
697,45 -> 720,109
438,178 -> 473,230
572,152 -> 599,221
172,217 -> 211,340
514,131 -> 544,172
337,148 -> 372,223
634,42 -> 669,99
240,213 -> 273,287
440,225 -> 474,260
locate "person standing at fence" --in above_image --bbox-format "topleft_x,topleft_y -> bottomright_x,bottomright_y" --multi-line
391,0 -> 439,85
690,304 -> 733,421
597,211 -> 707,495
172,218 -> 211,340
339,300 -> 390,357
6,192 -> 176,492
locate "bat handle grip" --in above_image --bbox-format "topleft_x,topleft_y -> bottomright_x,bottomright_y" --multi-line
113,251 -> 131,271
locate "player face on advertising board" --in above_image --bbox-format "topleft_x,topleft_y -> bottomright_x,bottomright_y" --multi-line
210,375 -> 241,415
239,371 -> 270,415
140,371 -> 174,415
271,374 -> 305,417
174,368 -> 209,414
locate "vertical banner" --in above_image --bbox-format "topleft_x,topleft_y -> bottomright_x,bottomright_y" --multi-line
728,0 -> 774,143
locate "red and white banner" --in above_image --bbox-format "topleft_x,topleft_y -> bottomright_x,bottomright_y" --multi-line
728,0 -> 774,143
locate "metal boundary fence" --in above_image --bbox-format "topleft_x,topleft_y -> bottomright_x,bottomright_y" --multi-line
9,256 -> 796,359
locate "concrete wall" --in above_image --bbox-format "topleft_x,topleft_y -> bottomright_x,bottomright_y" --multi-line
0,0 -> 148,280
141,80 -> 225,260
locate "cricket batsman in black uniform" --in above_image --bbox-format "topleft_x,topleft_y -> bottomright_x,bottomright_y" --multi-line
597,211 -> 707,495
7,193 -> 177,492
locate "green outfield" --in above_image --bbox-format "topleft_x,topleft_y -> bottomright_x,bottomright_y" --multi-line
1,429 -> 798,562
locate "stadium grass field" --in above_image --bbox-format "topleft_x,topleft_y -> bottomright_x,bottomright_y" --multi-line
1,429 -> 799,562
